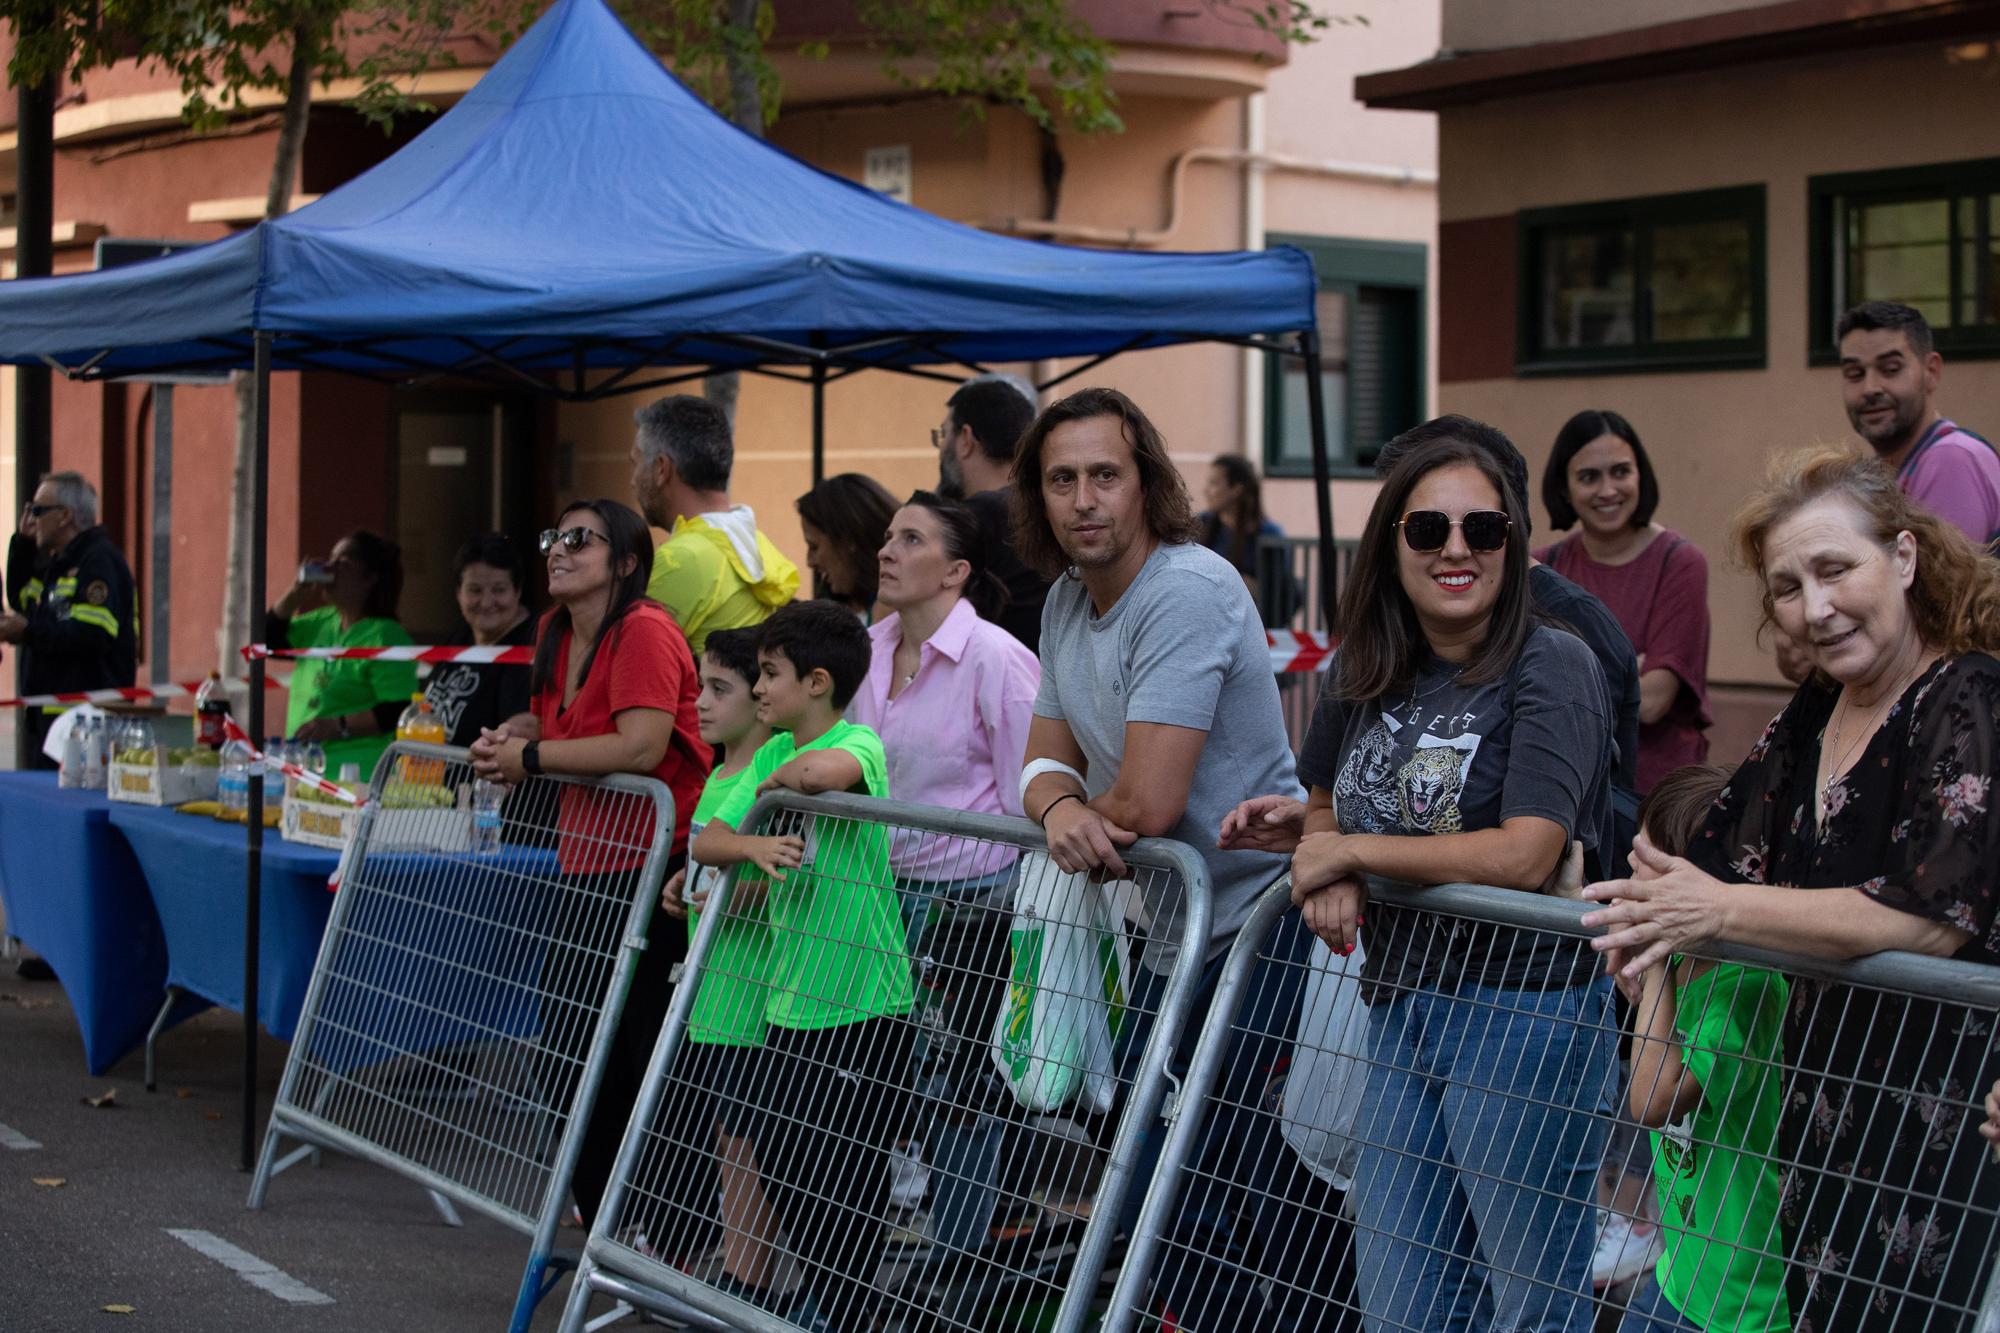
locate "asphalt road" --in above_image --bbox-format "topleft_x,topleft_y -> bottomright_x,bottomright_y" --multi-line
0,970 -> 643,1333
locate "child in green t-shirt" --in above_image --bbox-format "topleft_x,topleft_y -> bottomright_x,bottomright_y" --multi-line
1616,765 -> 1791,1333
692,600 -> 913,1332
658,627 -> 781,1308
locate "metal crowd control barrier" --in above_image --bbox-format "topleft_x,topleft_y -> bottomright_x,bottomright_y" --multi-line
558,790 -> 1215,1333
1107,877 -> 2000,1333
246,742 -> 675,1333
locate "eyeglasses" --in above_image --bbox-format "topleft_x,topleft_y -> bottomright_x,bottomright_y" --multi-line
25,503 -> 65,517
1398,509 -> 1511,553
538,527 -> 606,555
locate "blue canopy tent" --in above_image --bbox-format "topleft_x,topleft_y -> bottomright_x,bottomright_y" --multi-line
0,0 -> 1333,1193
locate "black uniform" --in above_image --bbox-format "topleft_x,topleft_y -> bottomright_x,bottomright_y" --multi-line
6,527 -> 139,766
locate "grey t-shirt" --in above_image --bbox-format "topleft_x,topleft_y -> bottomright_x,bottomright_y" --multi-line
1034,540 -> 1299,970
1296,624 -> 1613,995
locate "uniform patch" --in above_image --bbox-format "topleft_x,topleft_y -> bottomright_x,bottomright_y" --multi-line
86,580 -> 110,605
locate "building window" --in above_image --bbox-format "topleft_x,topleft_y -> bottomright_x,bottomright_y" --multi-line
1264,236 -> 1425,478
1517,185 -> 1765,374
1808,157 -> 2000,362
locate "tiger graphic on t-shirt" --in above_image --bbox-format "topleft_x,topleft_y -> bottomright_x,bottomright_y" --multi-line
1334,717 -> 1405,832
1397,744 -> 1467,834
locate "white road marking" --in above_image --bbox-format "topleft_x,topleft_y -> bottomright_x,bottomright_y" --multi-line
0,1120 -> 42,1150
164,1228 -> 334,1305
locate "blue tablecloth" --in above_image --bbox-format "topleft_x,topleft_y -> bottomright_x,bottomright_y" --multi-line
0,773 -> 169,1075
108,803 -> 342,1042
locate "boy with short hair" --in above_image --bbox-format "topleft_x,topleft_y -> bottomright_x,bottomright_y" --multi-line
660,626 -> 782,1306
694,599 -> 913,1333
1618,764 -> 1790,1333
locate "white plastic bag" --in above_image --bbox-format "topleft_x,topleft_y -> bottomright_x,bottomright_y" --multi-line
989,852 -> 1134,1115
1280,934 -> 1370,1189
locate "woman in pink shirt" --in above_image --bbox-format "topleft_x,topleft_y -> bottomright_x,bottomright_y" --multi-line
1536,409 -> 1711,794
847,488 -> 1039,1255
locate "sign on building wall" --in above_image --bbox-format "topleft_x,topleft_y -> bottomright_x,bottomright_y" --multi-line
864,145 -> 913,205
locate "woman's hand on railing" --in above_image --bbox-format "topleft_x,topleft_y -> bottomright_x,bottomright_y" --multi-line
659,868 -> 688,919
1292,829 -> 1359,900
1300,875 -> 1366,955
470,725 -> 527,784
1581,835 -> 1725,978
1218,794 -> 1308,854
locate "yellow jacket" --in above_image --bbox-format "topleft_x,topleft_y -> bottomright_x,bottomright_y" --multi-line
647,506 -> 799,652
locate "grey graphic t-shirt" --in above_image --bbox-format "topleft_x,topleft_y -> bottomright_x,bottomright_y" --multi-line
1297,624 -> 1614,995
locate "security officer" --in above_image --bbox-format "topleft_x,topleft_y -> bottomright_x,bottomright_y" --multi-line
2,471 -> 139,769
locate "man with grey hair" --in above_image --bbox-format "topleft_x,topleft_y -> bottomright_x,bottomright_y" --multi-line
3,471 -> 138,768
629,394 -> 798,653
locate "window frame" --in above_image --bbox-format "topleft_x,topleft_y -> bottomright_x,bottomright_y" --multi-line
1262,234 -> 1428,480
1806,156 -> 2000,365
1515,184 -> 1767,376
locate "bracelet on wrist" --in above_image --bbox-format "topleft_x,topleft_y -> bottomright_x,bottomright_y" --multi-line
1038,792 -> 1084,827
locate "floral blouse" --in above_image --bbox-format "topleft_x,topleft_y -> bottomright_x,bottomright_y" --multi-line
1688,653 -> 2000,1332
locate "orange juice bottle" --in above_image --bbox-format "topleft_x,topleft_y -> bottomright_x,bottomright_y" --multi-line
395,693 -> 448,785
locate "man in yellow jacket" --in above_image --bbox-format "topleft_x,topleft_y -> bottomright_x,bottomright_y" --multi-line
630,394 -> 799,652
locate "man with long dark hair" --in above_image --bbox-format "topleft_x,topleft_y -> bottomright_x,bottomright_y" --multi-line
1010,385 -> 1319,1329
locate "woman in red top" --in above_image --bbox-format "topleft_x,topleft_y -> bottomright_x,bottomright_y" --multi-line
472,497 -> 710,1227
1536,410 -> 1712,794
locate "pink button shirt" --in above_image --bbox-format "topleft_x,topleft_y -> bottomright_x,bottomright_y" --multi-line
847,598 -> 1041,881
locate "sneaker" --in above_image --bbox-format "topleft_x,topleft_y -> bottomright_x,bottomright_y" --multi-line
889,1141 -> 930,1211
1592,1210 -> 1662,1289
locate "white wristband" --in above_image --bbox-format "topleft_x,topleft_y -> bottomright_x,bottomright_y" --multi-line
1019,757 -> 1086,805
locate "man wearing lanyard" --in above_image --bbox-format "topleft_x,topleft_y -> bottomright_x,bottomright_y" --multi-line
1838,299 -> 2000,546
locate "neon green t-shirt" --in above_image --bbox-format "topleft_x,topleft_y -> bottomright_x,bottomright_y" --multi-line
713,720 -> 912,1031
686,764 -> 770,1048
1649,962 -> 1792,1332
282,607 -> 418,779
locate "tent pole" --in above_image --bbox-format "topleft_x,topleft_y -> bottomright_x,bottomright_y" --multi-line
810,360 -> 826,488
1300,329 -> 1338,625
241,331 -> 272,1172
151,386 -> 173,683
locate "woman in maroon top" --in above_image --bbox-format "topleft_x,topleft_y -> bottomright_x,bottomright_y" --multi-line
472,497 -> 710,1226
1536,410 -> 1711,793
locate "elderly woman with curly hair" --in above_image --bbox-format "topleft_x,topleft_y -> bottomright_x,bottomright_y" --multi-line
1585,447 -> 2000,1333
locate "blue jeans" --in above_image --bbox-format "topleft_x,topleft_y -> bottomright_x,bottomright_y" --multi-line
1116,912 -> 1317,1330
1618,1276 -> 1700,1333
1349,977 -> 1614,1333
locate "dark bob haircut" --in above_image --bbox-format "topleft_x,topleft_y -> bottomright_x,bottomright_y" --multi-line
1541,409 -> 1659,533
1008,386 -> 1199,579
452,532 -> 528,596
1336,434 -> 1533,701
756,599 -> 872,710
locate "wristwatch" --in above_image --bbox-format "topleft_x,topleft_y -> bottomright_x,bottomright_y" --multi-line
522,740 -> 542,776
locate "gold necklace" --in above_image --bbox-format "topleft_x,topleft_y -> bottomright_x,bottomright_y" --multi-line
1819,656 -> 1926,822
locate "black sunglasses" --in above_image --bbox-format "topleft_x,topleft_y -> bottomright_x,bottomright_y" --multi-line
1398,509 -> 1511,553
538,526 -> 606,555
25,502 -> 65,517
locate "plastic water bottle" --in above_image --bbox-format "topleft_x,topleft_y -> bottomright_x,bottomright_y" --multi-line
59,718 -> 85,788
303,740 -> 327,776
472,779 -> 505,855
395,694 -> 448,786
80,717 -> 107,790
219,738 -> 254,817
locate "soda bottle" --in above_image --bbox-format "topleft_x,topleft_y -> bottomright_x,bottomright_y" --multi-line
195,672 -> 231,750
395,693 -> 447,786
472,779 -> 505,855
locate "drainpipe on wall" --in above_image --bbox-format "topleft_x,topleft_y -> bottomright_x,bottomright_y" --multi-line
1240,92 -> 1266,464
983,147 -> 1436,248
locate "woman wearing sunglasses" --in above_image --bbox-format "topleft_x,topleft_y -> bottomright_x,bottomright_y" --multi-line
470,498 -> 710,1226
1289,431 -> 1618,1333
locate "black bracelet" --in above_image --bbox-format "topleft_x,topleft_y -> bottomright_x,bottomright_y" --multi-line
1038,791 -> 1084,827
522,740 -> 542,776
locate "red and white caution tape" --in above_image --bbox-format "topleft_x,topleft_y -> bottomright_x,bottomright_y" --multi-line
0,676 -> 283,710
1268,629 -> 1337,674
245,643 -> 533,665
221,716 -> 364,807
243,634 -> 1338,674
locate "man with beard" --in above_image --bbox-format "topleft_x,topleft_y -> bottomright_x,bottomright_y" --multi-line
1013,386 -> 1320,1331
1838,300 -> 1999,546
630,394 -> 799,653
933,374 -> 1048,650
